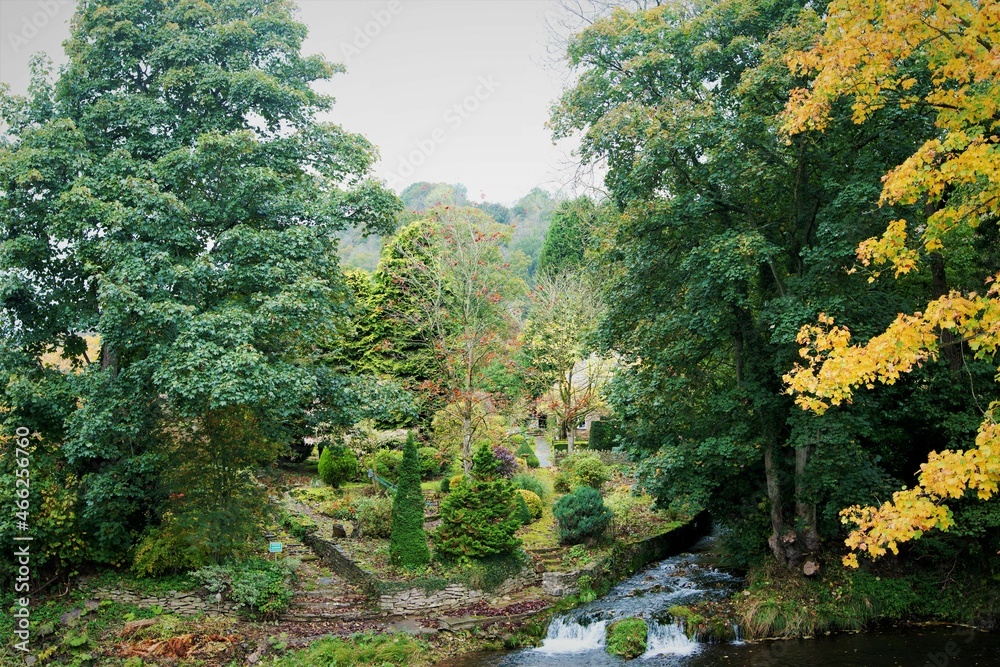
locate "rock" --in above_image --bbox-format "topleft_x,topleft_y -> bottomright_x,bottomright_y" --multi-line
59,608 -> 82,626
83,599 -> 100,612
121,617 -> 160,636
803,561 -> 820,576
36,622 -> 55,637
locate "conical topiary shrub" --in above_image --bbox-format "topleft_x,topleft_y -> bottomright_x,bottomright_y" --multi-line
434,444 -> 522,560
389,432 -> 430,568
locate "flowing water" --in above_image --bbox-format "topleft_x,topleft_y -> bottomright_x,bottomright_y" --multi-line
438,535 -> 1000,666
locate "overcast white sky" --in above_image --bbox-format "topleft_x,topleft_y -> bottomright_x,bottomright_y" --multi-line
0,0 -> 586,204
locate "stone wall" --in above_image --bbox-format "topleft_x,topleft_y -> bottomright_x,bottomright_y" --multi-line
378,565 -> 540,615
93,587 -> 237,616
302,533 -> 377,593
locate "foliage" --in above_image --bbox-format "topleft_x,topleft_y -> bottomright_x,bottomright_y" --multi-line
782,0 -> 1000,566
588,420 -> 621,451
434,444 -> 522,560
606,617 -> 648,660
271,631 -> 427,667
192,558 -> 297,619
516,489 -> 544,521
355,496 -> 393,539
439,476 -> 451,494
431,405 -> 508,463
516,440 -> 540,468
373,449 -> 404,482
520,271 -> 609,452
278,509 -> 319,542
553,486 -> 613,545
564,453 -> 611,490
514,492 -> 534,526
390,433 -> 430,568
538,197 -> 596,275
492,444 -> 520,479
0,0 -> 401,574
318,445 -> 359,488
512,473 -> 550,501
554,470 -> 573,494
417,446 -> 446,479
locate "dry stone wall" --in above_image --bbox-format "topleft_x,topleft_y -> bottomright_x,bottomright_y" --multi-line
93,587 -> 238,616
378,566 -> 540,615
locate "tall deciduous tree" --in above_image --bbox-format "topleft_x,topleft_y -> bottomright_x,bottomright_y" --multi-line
521,271 -> 608,453
0,0 -> 400,569
374,207 -> 524,473
782,0 -> 1000,566
549,0 -> 993,568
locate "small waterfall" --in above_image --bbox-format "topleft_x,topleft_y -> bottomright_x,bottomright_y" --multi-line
537,617 -> 608,654
642,619 -> 700,658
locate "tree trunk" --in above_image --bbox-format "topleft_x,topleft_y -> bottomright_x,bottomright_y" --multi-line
567,425 -> 575,454
764,440 -> 794,566
100,342 -> 119,378
794,444 -> 821,556
929,251 -> 963,372
461,399 -> 473,476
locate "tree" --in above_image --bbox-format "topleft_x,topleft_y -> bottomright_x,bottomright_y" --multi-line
374,207 -> 525,473
548,0 -> 990,569
434,443 -> 522,560
537,197 -> 596,275
521,271 -> 607,453
782,0 -> 1000,566
390,432 -> 430,568
0,0 -> 401,570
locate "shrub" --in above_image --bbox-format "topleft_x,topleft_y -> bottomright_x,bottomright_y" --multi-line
514,493 -> 533,526
553,470 -> 573,493
449,474 -> 466,489
571,456 -> 610,489
511,473 -> 549,500
516,489 -> 543,521
417,446 -> 445,479
132,515 -> 210,576
516,440 -> 540,468
606,617 -> 647,659
553,486 -> 612,545
192,557 -> 297,619
509,434 -> 527,446
434,445 -> 522,560
272,632 -> 424,667
319,497 -> 356,521
355,496 -> 393,538
373,449 -> 404,482
492,444 -> 519,478
390,433 -> 431,568
561,452 -> 611,489
589,420 -> 621,451
440,477 -> 451,494
318,445 -> 359,487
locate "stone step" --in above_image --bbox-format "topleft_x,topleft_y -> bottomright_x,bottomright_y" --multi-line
291,601 -> 353,609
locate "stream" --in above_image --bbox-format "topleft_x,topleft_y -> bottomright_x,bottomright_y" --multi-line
438,534 -> 1000,666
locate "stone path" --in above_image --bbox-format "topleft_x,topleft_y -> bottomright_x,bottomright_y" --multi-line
534,434 -> 552,467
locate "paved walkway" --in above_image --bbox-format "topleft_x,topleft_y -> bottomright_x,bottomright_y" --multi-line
533,434 -> 552,468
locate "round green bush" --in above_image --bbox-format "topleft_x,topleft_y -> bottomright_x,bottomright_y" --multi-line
439,476 -> 451,494
553,486 -> 612,545
516,489 -> 543,521
553,470 -> 573,493
571,456 -> 610,489
318,445 -> 359,488
509,434 -> 527,446
417,446 -> 444,479
606,617 -> 648,659
511,473 -> 548,500
373,449 -> 404,482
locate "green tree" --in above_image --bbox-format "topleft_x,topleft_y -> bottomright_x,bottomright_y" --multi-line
550,0 -> 996,567
537,197 -> 595,275
521,271 -> 608,452
390,432 -> 430,568
434,444 -> 522,560
0,0 -> 401,570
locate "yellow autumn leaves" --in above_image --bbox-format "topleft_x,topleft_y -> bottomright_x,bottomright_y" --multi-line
781,0 -> 1000,566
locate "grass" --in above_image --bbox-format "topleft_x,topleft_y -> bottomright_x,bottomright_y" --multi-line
272,632 -> 430,667
606,617 -> 648,659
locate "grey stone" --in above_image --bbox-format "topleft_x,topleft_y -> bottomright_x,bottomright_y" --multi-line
59,608 -> 82,626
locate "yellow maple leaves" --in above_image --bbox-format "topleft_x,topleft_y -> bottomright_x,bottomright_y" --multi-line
781,0 -> 1000,566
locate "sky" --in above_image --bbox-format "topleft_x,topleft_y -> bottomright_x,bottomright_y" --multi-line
0,0 -> 587,204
